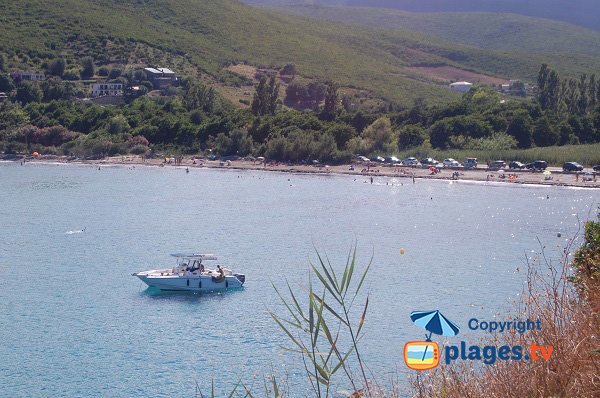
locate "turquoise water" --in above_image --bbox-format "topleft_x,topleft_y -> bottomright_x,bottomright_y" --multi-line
1,162 -> 598,397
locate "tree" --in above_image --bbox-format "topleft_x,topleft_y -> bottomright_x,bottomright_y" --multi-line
14,82 -> 43,104
546,70 -> 561,112
320,81 -> 339,121
537,64 -> 550,110
326,123 -> 356,150
398,124 -> 426,150
533,116 -> 559,147
41,78 -> 74,101
0,53 -> 7,72
47,58 -> 66,77
280,63 -> 296,76
558,121 -> 575,145
80,56 -> 95,79
109,67 -> 122,79
589,74 -> 597,110
0,74 -> 14,92
0,102 -> 30,131
229,128 -> 254,156
251,75 -> 279,116
361,117 -> 396,153
106,115 -> 130,135
133,69 -> 147,83
428,115 -> 492,149
506,111 -> 533,148
577,74 -> 589,115
184,82 -> 215,113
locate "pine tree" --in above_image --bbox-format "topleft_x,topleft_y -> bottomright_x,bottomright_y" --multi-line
251,75 -> 279,116
320,81 -> 339,121
547,70 -> 561,112
577,74 -> 588,115
537,64 -> 550,110
589,74 -> 597,110
566,79 -> 579,115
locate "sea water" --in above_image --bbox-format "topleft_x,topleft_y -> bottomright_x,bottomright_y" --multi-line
1,162 -> 598,397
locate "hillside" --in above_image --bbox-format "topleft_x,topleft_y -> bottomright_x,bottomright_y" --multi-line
268,5 -> 600,60
0,0 -> 595,106
244,0 -> 600,31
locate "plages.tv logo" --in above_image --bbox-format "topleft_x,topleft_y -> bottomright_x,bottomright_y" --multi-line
403,311 -> 554,370
404,310 -> 460,371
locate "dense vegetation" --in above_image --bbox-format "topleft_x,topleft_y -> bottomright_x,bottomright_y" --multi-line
1,0 -> 599,106
2,1 -> 600,165
2,50 -> 600,166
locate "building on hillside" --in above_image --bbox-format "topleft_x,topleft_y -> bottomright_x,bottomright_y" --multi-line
0,92 -> 8,102
11,71 -> 45,82
449,81 -> 473,93
144,67 -> 178,89
91,82 -> 123,97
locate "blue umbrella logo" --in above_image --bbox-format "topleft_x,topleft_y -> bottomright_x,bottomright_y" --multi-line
410,310 -> 460,360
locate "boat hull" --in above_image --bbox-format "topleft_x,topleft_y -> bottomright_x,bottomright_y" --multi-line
134,273 -> 244,292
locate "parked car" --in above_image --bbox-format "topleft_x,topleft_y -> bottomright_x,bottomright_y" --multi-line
463,158 -> 478,169
525,160 -> 548,170
385,156 -> 401,164
443,158 -> 460,168
402,157 -> 420,166
373,156 -> 386,163
355,155 -> 370,162
509,161 -> 525,170
421,158 -> 438,166
563,162 -> 584,172
488,160 -> 507,170
593,164 -> 600,172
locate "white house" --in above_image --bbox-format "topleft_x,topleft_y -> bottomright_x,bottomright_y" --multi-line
449,81 -> 473,93
91,82 -> 123,97
13,71 -> 45,81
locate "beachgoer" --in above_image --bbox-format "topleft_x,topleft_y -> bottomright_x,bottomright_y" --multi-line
370,176 -> 373,184
576,173 -> 579,182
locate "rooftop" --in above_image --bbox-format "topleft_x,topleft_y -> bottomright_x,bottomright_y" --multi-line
144,67 -> 176,75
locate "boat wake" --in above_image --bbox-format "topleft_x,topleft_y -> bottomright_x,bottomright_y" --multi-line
65,227 -> 86,235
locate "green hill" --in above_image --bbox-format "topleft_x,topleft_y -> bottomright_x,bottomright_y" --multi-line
269,5 -> 600,61
0,0 -> 598,105
244,0 -> 600,32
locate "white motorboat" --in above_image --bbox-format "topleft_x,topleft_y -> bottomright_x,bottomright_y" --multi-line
133,253 -> 245,292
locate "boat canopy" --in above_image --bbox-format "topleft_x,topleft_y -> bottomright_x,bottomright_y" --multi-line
170,253 -> 218,260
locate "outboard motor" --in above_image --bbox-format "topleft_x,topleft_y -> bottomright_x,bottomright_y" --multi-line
234,274 -> 245,285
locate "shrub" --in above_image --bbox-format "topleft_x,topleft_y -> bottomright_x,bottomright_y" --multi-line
130,144 -> 149,155
47,58 -> 66,77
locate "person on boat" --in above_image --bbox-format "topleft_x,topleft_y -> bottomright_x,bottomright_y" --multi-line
217,265 -> 224,277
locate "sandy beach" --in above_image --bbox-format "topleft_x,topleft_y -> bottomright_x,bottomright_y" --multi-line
7,155 -> 600,188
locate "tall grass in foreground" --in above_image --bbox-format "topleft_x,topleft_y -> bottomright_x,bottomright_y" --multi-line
197,217 -> 600,396
269,247 -> 373,397
411,219 -> 600,398
395,143 -> 600,167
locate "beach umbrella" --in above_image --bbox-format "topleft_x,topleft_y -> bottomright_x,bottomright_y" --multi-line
32,151 -> 40,158
410,310 -> 460,360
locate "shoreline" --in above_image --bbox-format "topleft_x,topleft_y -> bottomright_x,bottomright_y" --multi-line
4,155 -> 600,189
